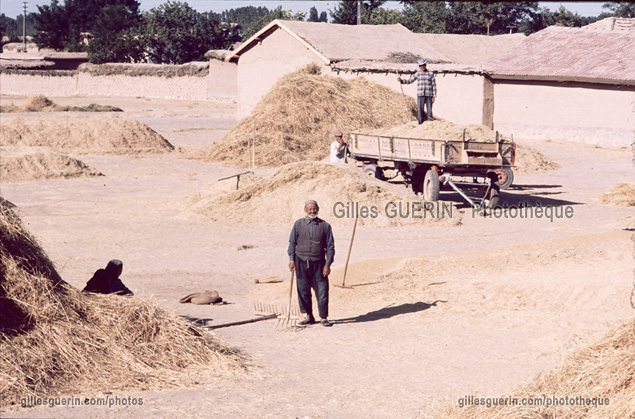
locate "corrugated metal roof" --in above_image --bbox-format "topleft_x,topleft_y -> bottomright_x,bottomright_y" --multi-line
485,19 -> 635,84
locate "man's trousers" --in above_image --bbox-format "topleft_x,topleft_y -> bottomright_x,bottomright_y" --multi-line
295,257 -> 329,319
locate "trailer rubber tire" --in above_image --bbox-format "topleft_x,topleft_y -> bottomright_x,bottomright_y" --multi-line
485,184 -> 500,209
363,164 -> 384,180
423,169 -> 440,202
495,168 -> 514,190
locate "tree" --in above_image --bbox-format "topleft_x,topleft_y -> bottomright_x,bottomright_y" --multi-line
220,5 -> 269,37
144,1 -> 237,64
399,1 -> 450,33
367,7 -> 401,25
87,4 -> 145,63
32,0 -> 69,50
308,6 -> 329,23
241,6 -> 305,40
445,2 -> 539,35
330,0 -> 386,25
32,0 -> 142,51
601,1 -> 635,17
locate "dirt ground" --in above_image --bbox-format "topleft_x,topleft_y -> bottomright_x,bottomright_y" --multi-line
1,95 -> 634,419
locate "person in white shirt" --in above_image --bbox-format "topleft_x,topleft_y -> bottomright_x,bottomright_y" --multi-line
330,130 -> 347,163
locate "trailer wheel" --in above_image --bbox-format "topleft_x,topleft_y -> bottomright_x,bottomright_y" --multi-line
423,169 -> 440,202
494,168 -> 514,190
363,164 -> 384,180
485,184 -> 500,209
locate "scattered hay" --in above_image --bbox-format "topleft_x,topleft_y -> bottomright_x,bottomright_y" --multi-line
599,182 -> 635,206
204,65 -> 417,168
0,116 -> 174,155
367,120 -> 498,141
0,147 -> 103,183
435,317 -> 635,419
184,161 -> 461,227
514,143 -> 560,174
0,94 -> 123,113
0,199 -> 244,406
79,62 -> 209,78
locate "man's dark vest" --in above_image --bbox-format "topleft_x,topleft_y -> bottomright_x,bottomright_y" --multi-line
295,219 -> 326,262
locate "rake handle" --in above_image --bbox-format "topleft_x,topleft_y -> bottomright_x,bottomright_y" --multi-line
341,215 -> 358,287
286,270 -> 295,323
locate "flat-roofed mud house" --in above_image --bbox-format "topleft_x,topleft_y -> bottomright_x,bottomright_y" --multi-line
226,19 -> 523,124
485,17 -> 635,147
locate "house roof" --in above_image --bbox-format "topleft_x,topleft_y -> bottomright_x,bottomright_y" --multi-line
227,19 -> 451,64
415,33 -> 525,65
485,18 -> 635,85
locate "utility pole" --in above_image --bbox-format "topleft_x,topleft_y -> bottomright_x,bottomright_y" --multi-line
357,0 -> 361,25
22,2 -> 28,52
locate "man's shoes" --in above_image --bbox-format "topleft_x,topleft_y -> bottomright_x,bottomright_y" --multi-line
298,316 -> 315,326
321,318 -> 333,327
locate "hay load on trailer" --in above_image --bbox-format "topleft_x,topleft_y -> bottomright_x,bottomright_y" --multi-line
348,120 -> 516,210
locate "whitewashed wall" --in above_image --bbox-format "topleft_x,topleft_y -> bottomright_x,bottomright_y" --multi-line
493,81 -> 635,148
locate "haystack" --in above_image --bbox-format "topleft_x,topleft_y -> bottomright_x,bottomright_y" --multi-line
0,199 -> 243,405
368,120 -> 559,174
184,161 -> 461,227
204,65 -> 417,168
0,116 -> 174,155
367,120 -> 497,141
1,147 -> 103,183
599,182 -> 635,206
0,94 -> 123,113
435,317 -> 635,418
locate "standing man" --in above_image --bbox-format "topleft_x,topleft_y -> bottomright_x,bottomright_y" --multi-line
330,130 -> 347,164
398,59 -> 437,124
288,200 -> 335,327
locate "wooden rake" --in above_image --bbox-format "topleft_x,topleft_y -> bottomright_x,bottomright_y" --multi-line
253,271 -> 301,331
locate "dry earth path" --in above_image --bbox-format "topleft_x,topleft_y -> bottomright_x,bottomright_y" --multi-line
0,96 -> 633,418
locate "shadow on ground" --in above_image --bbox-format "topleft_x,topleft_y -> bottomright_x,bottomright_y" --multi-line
334,300 -> 446,324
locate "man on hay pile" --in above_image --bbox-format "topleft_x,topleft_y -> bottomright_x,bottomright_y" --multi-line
398,59 -> 437,124
288,200 -> 335,327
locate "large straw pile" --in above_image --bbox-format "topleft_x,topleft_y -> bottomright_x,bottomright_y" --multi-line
184,161 -> 461,227
1,147 -> 103,183
435,317 -> 635,419
0,116 -> 175,155
0,199 -> 243,405
204,65 -> 417,167
599,182 -> 635,206
0,94 -> 123,113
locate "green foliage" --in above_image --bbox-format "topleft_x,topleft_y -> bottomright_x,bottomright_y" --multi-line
367,7 -> 400,25
87,4 -> 145,63
602,1 -> 635,17
144,1 -> 238,64
220,6 -> 270,31
308,7 -> 328,23
399,1 -> 540,35
522,5 -> 600,34
32,0 -> 142,52
241,6 -> 305,40
32,0 -> 69,50
330,0 -> 386,25
399,2 -> 450,33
